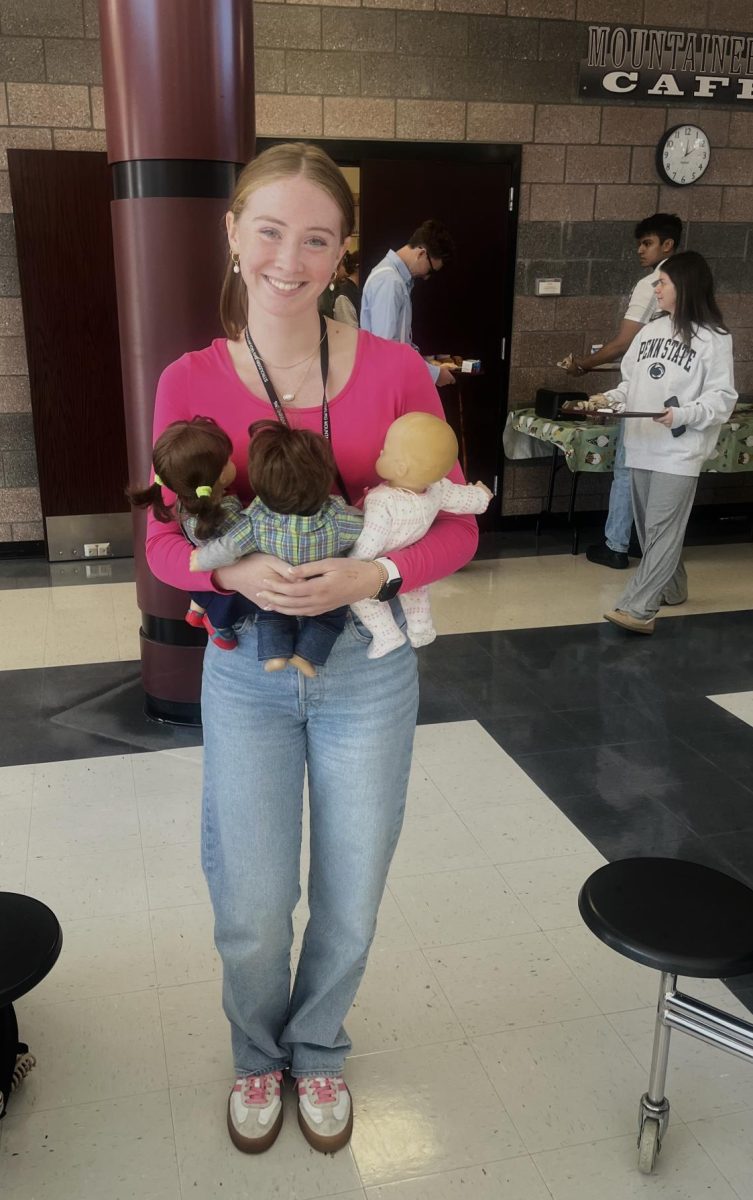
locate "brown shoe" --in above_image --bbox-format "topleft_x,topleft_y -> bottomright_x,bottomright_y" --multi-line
296,1075 -> 353,1153
227,1072 -> 283,1153
604,609 -> 656,635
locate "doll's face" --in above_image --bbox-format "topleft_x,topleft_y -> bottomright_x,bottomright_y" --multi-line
375,432 -> 402,483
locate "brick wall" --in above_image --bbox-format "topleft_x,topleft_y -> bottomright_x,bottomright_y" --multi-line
2,0 -> 753,536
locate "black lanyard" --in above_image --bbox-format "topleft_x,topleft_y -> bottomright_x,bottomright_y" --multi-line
244,314 -> 350,503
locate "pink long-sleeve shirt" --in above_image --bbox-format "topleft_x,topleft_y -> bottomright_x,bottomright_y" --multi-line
146,330 -> 479,595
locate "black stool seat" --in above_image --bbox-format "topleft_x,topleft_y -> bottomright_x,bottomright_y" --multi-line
0,893 -> 62,1007
579,858 -> 753,979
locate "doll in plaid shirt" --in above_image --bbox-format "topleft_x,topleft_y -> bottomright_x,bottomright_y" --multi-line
130,417 -> 362,677
189,419 -> 363,677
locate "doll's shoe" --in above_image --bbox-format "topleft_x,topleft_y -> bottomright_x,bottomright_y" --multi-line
366,628 -> 407,660
185,609 -> 206,629
289,654 -> 316,678
407,628 -> 436,649
264,657 -> 289,673
202,615 -> 237,650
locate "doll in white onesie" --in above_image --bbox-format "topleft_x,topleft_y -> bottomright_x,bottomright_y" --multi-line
350,411 -> 491,657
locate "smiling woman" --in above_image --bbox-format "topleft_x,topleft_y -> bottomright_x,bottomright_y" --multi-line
142,141 -> 480,1157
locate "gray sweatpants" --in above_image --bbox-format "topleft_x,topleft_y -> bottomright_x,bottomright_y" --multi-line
616,468 -> 698,621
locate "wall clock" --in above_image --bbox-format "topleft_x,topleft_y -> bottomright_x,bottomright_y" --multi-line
656,124 -> 710,187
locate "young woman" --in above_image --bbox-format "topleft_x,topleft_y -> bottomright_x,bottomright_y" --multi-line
145,143 -> 479,1154
601,250 -> 737,634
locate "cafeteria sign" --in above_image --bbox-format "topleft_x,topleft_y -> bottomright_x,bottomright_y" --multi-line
580,25 -> 753,103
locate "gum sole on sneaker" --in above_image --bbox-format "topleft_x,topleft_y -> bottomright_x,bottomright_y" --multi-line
226,1097 -> 283,1154
297,1104 -> 354,1154
604,611 -> 655,635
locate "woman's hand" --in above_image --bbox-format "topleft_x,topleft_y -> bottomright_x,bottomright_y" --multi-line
257,557 -> 383,617
653,409 -> 674,427
213,553 -> 294,601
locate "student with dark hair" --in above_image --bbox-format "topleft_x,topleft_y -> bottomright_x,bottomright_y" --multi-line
360,218 -> 457,386
598,251 -> 736,634
564,213 -> 683,569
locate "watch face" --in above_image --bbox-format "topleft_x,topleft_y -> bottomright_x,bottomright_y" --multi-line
658,124 -> 710,187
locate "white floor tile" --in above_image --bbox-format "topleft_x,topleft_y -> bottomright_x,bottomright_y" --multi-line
150,903 -> 221,987
474,1016 -> 650,1153
0,1090 -> 180,1200
349,947 -> 463,1055
348,1041 -> 525,1187
390,865 -> 538,948
143,842 -> 209,909
32,755 -> 135,808
0,808 -> 30,875
25,848 -> 148,921
12,991 -> 167,1112
159,980 -> 233,1087
131,750 -> 202,796
499,850 -> 605,931
708,690 -> 753,728
364,1155 -> 552,1199
414,722 -> 545,812
171,1081 -> 363,1199
388,809 -> 491,879
427,932 -> 599,1037
137,791 -> 202,849
461,798 -> 595,865
546,926 -> 664,1014
689,1109 -> 753,1200
404,761 -> 454,819
534,1124 -> 739,1200
30,911 -> 156,1005
28,795 -> 140,860
609,1005 -> 753,1123
0,763 -> 34,811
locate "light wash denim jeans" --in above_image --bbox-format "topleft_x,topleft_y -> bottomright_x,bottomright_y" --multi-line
200,605 -> 419,1078
605,422 -> 634,554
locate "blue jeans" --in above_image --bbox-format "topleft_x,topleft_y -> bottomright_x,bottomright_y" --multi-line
256,607 -> 348,667
192,591 -> 256,640
200,604 -> 419,1078
605,423 -> 634,554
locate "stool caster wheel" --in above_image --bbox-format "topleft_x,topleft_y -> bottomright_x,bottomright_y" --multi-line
637,1117 -> 661,1174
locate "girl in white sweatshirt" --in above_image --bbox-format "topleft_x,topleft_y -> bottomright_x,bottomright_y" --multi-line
600,251 -> 737,634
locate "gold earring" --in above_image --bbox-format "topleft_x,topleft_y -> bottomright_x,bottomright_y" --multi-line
231,252 -> 240,275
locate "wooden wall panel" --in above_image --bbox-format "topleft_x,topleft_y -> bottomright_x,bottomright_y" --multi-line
8,148 -> 128,518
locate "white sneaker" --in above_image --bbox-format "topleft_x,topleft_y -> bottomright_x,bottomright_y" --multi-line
227,1071 -> 283,1153
296,1075 -> 353,1153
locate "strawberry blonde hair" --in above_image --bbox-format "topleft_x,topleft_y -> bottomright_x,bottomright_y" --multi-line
220,142 -> 355,340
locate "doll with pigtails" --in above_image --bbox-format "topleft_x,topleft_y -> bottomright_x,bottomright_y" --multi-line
127,416 -> 251,650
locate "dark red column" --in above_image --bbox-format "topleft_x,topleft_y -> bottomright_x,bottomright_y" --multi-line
99,0 -> 254,723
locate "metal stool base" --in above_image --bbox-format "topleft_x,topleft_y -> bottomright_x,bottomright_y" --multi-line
638,969 -> 753,1173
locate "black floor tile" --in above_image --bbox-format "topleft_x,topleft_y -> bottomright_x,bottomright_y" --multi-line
552,790 -> 718,864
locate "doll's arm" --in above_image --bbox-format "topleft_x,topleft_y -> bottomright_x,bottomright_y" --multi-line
436,478 -> 493,516
348,492 -> 396,561
190,518 -> 260,571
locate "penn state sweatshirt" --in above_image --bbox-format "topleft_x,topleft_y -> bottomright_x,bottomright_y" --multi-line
603,313 -> 737,477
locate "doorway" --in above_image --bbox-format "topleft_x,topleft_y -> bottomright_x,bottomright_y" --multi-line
257,139 -> 521,530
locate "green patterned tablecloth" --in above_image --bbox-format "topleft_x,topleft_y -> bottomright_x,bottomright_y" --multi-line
510,406 -> 753,475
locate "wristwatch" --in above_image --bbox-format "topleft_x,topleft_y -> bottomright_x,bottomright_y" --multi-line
374,556 -> 402,602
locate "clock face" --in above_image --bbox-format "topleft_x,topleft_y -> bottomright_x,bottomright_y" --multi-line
658,124 -> 710,187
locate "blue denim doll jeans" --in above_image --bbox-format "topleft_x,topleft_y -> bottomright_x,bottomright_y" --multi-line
200,605 -> 419,1078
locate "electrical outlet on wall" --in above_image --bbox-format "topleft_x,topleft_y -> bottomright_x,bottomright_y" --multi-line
84,543 -> 99,558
